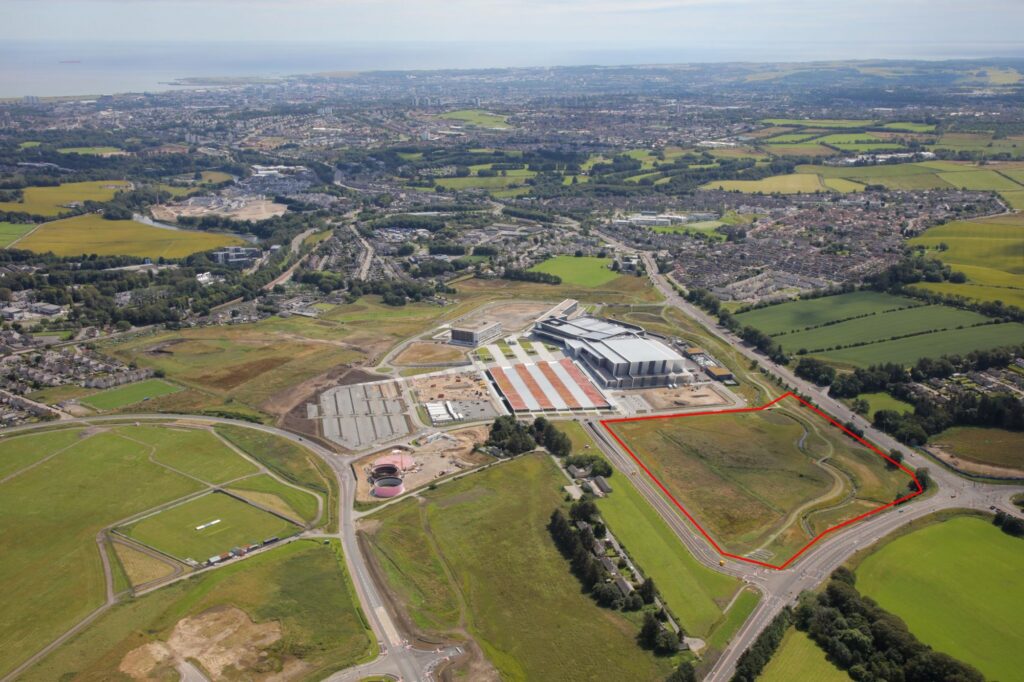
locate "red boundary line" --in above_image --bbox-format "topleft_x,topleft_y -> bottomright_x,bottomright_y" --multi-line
599,392 -> 923,570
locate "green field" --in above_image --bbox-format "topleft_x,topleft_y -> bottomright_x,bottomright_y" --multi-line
0,221 -> 35,247
124,424 -> 259,483
608,400 -> 903,561
930,132 -> 1024,159
20,539 -> 375,680
928,426 -> 1024,471
856,515 -> 1024,681
79,378 -> 182,411
17,213 -> 245,258
762,119 -> 874,129
120,492 -> 300,562
437,109 -> 509,128
817,322 -> 1024,367
881,121 -> 936,132
816,133 -> 905,152
734,292 -> 919,336
702,173 -> 826,194
856,392 -> 913,419
759,628 -> 849,682
0,180 -> 132,217
227,473 -> 321,524
909,213 -> 1024,309
528,255 -> 620,287
0,427 -> 203,678
366,453 -> 676,679
57,146 -> 124,155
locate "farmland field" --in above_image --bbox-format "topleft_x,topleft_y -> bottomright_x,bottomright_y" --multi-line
0,221 -> 35,246
119,491 -> 300,562
702,173 -> 825,194
734,292 -> 918,336
0,180 -> 132,217
606,396 -> 907,562
364,453 -> 677,679
759,628 -> 848,682
16,213 -> 245,258
855,515 -> 1024,681
57,146 -> 124,155
437,109 -> 509,128
79,378 -> 182,410
817,322 -> 1024,367
762,118 -> 874,129
927,426 -> 1024,471
528,255 -> 620,287
20,539 -> 376,681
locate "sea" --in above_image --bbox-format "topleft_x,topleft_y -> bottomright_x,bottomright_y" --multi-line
2,40 -> 1022,99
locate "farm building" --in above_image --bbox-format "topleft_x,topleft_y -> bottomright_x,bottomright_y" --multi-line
450,320 -> 503,347
534,316 -> 691,389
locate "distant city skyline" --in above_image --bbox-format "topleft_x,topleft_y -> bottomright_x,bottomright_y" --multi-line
4,0 -> 1023,62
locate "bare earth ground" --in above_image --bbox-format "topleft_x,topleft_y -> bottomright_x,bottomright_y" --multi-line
152,198 -> 287,222
409,372 -> 495,403
354,425 -> 492,502
634,384 -> 729,411
393,342 -> 468,366
355,527 -> 500,682
119,606 -> 307,681
924,443 -> 1024,479
452,301 -> 553,335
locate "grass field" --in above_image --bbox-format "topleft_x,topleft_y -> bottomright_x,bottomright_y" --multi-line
528,255 -> 619,287
762,118 -> 874,129
856,392 -> 913,419
0,221 -> 35,246
0,427 -> 203,678
216,425 -> 335,501
57,146 -> 124,155
437,109 -> 509,128
120,492 -> 300,562
702,173 -> 826,194
0,180 -> 132,217
17,213 -> 245,258
759,628 -> 848,682
856,516 -> 1024,681
366,453 -> 677,679
79,378 -> 182,411
882,121 -> 936,132
227,473 -> 321,524
734,292 -> 919,336
817,322 -> 1024,367
909,213 -> 1024,309
21,539 -> 375,680
927,426 -> 1024,471
607,398 -> 904,562
124,424 -> 259,484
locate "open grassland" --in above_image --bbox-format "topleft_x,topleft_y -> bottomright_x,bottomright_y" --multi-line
762,118 -> 874,129
0,426 -> 83,479
909,213 -> 1024,308
456,268 -> 663,307
734,292 -> 918,336
0,180 -> 132,217
763,143 -> 836,157
930,132 -> 1024,159
702,173 -> 826,194
856,392 -> 913,419
0,221 -> 35,246
0,427 -> 204,679
816,133 -> 905,152
365,454 -> 676,680
17,213 -> 245,258
79,378 -> 182,411
112,541 -> 176,587
592,440 -> 742,638
227,473 -> 321,524
528,255 -> 619,287
817,322 -> 1024,367
856,515 -> 1024,682
57,146 -> 124,155
216,425 -> 335,503
774,305 -> 992,354
124,424 -> 258,484
927,426 -> 1024,471
882,121 -> 936,132
21,539 -> 375,681
437,109 -> 509,128
759,627 -> 849,682
608,401 -> 903,561
435,171 -> 535,191
119,492 -> 300,562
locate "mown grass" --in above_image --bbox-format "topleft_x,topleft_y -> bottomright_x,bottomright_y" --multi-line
79,378 -> 182,411
0,221 -> 35,246
817,322 -> 1024,367
437,109 -> 509,128
366,453 -> 677,679
734,292 -> 918,336
856,516 -> 1024,682
227,473 -> 322,524
17,213 -> 244,258
856,392 -> 914,419
759,627 -> 848,682
123,424 -> 258,484
528,255 -> 620,287
21,539 -> 376,680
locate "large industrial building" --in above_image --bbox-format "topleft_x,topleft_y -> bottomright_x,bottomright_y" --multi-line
534,316 -> 692,389
449,320 -> 503,347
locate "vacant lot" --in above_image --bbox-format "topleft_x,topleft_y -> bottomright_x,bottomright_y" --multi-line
856,515 -> 1024,681
393,342 -> 466,365
759,628 -> 848,682
120,492 -> 300,562
734,292 -> 918,336
79,378 -> 182,411
21,539 -> 375,681
365,454 -> 676,680
528,255 -> 620,287
17,213 -> 244,258
0,180 -> 132,217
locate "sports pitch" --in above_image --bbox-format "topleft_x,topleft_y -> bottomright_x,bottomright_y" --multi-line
119,491 -> 300,562
603,393 -> 919,569
527,255 -> 620,287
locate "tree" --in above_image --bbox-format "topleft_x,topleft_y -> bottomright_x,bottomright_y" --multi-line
593,581 -> 620,607
851,398 -> 870,415
639,578 -> 657,605
666,662 -> 696,682
639,612 -> 661,649
655,629 -> 679,655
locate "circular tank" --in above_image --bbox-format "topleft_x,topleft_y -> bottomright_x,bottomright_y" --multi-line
371,477 -> 405,498
371,463 -> 400,478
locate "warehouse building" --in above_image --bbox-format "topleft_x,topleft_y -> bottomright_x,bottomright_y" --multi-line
449,320 -> 503,347
534,316 -> 691,389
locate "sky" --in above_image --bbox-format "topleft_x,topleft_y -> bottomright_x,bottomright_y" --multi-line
2,0 -> 1021,63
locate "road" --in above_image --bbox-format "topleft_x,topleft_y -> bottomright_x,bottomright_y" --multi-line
0,413 -> 456,682
590,229 -> 1024,680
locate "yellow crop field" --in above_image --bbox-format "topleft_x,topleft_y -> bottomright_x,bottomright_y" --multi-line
16,213 -> 245,258
702,173 -> 826,194
0,181 -> 132,217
